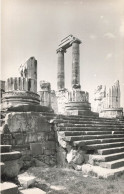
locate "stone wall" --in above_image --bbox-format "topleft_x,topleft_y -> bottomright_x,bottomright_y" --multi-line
2,112 -> 56,168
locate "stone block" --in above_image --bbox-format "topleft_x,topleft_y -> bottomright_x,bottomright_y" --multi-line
12,133 -> 23,145
45,141 -> 56,150
1,151 -> 21,162
20,188 -> 46,194
0,162 -> 5,175
3,158 -> 23,178
30,143 -> 44,155
18,175 -> 36,189
66,149 -> 85,165
5,112 -> 50,133
44,149 -> 55,156
0,182 -> 18,194
25,133 -> 38,143
37,132 -> 46,141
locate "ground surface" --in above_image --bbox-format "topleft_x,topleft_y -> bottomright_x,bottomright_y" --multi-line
19,167 -> 124,194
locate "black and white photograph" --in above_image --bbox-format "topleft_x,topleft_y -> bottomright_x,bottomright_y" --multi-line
0,0 -> 124,193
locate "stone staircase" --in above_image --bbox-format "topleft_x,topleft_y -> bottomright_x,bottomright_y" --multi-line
46,113 -> 124,178
1,110 -> 124,179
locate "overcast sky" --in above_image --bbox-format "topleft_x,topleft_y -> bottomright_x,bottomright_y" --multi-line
1,0 -> 124,108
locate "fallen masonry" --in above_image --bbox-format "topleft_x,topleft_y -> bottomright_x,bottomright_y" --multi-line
0,35 -> 124,194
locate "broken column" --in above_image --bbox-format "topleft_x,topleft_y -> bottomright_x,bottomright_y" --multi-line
94,80 -> 123,118
72,39 -> 81,89
0,80 -> 5,100
1,57 -> 40,111
21,57 -> 37,93
57,48 -> 65,90
38,81 -> 52,109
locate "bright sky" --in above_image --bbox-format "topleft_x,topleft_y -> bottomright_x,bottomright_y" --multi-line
1,0 -> 124,108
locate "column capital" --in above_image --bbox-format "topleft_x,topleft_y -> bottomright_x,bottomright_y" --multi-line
56,48 -> 66,54
70,38 -> 82,45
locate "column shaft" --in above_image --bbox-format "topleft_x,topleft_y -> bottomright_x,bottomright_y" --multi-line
72,42 -> 80,88
57,50 -> 65,90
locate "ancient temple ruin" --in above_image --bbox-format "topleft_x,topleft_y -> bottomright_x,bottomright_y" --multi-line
0,36 -> 124,194
55,35 -> 97,116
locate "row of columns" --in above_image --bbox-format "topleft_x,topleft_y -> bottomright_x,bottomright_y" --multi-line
57,39 -> 81,90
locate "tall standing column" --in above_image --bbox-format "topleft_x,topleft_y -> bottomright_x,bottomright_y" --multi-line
57,49 -> 65,90
72,40 -> 81,89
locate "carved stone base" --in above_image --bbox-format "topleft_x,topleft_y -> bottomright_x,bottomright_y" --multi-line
99,108 -> 123,118
65,101 -> 98,116
1,90 -> 40,111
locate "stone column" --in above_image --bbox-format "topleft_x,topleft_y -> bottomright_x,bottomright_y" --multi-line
38,81 -> 51,108
72,40 -> 81,89
57,49 -> 65,90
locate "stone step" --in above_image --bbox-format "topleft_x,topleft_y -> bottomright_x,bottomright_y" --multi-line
58,115 -> 99,119
58,126 -> 124,131
89,152 -> 124,163
86,142 -> 124,150
58,123 -> 124,127
0,145 -> 12,153
57,116 -> 105,120
63,134 -> 124,142
73,137 -> 124,147
82,164 -> 124,178
0,182 -> 18,194
0,151 -> 22,162
97,146 -> 124,155
100,158 -> 124,169
53,118 -> 124,125
58,130 -> 124,136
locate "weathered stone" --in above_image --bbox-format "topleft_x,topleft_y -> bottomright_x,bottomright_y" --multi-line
66,149 -> 85,165
57,49 -> 65,90
3,158 -> 23,178
19,57 -> 37,93
56,146 -> 67,167
0,162 -> 5,175
18,174 -> 36,189
4,112 -> 50,133
94,80 -> 123,118
12,133 -> 24,145
25,133 -> 38,143
0,182 -> 18,194
20,188 -> 46,194
44,149 -> 54,156
51,90 -> 58,113
72,41 -> 81,89
1,151 -> 22,162
38,81 -> 52,109
30,143 -> 44,155
50,185 -> 66,191
1,91 -> 40,111
33,158 -> 49,167
45,141 -> 56,150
